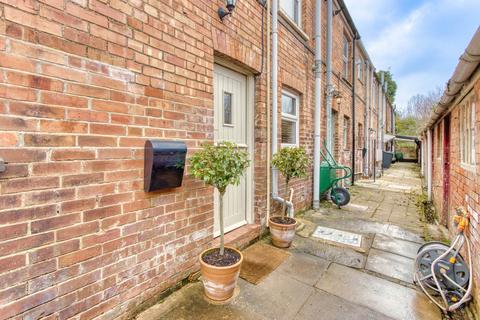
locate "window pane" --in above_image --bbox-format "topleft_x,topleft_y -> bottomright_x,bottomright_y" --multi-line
357,60 -> 363,80
282,94 -> 296,116
470,102 -> 476,164
294,0 -> 300,23
282,119 -> 296,144
223,92 -> 232,125
280,0 -> 300,24
343,38 -> 349,57
460,100 -> 476,165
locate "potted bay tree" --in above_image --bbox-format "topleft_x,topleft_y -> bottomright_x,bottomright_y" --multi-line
270,146 -> 309,248
189,141 -> 250,301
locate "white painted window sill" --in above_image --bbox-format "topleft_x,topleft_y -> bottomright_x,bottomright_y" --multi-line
281,143 -> 299,148
279,9 -> 309,42
460,163 -> 476,173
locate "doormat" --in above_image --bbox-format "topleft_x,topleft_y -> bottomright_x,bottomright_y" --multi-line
311,225 -> 362,248
240,243 -> 290,285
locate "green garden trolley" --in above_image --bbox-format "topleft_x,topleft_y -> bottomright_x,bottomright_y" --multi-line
319,146 -> 352,207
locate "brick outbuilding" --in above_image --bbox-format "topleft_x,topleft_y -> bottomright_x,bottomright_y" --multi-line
421,26 -> 480,316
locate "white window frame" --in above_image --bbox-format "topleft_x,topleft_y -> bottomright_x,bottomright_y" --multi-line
357,58 -> 363,82
342,36 -> 350,80
460,96 -> 476,169
280,0 -> 301,27
281,90 -> 300,147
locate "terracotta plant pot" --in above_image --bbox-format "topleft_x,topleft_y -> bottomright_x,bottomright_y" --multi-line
199,247 -> 243,301
269,217 -> 297,248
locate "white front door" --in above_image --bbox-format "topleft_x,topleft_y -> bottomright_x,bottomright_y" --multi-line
213,64 -> 249,235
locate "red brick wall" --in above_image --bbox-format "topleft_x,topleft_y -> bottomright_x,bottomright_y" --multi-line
430,78 -> 480,315
0,1 -> 266,318
322,9 -> 367,171
0,0 -> 374,319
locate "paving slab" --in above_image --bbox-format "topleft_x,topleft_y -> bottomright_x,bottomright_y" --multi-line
236,270 -> 314,320
385,224 -> 424,243
136,282 -> 266,320
343,203 -> 370,212
365,248 -> 415,283
315,264 -> 441,320
306,214 -> 390,235
311,225 -> 363,249
293,235 -> 367,269
372,233 -> 421,259
294,289 -> 395,320
276,252 -> 330,286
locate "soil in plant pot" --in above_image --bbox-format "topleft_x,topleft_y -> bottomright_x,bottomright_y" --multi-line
271,216 -> 296,225
202,248 -> 241,267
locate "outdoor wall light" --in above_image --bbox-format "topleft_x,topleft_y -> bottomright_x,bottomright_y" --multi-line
333,90 -> 343,106
218,0 -> 236,21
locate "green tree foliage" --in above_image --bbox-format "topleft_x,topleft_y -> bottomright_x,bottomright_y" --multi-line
271,147 -> 309,217
189,142 -> 250,255
395,114 -> 418,136
377,70 -> 397,104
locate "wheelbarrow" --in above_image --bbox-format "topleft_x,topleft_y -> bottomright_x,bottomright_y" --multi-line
319,146 -> 352,207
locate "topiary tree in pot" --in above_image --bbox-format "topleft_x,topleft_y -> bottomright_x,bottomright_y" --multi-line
189,141 -> 250,301
270,146 -> 309,248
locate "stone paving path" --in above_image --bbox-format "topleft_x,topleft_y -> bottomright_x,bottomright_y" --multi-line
136,163 -> 442,320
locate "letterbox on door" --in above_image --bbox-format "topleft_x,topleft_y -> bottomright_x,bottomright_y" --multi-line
144,140 -> 187,192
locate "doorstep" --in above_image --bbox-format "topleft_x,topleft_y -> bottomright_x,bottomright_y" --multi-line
211,224 -> 261,249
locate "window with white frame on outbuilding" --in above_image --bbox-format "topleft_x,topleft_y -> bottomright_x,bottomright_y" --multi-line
280,0 -> 301,26
460,94 -> 476,166
281,90 -> 299,146
436,122 -> 442,159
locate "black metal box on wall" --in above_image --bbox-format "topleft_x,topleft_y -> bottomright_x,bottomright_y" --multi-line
144,140 -> 187,192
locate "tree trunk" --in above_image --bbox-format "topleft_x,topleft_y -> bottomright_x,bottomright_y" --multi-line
219,192 -> 225,256
281,179 -> 289,219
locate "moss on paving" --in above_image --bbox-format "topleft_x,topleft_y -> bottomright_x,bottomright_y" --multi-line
414,192 -> 437,224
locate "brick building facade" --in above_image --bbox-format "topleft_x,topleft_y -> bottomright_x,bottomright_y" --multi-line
421,27 -> 480,316
0,0 -> 390,318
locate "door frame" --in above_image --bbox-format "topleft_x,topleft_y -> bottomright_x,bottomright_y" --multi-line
213,58 -> 255,234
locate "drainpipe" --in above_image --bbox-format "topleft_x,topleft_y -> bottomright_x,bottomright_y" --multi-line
271,0 -> 294,217
427,129 -> 433,201
266,0 -> 271,225
380,73 -> 384,146
392,105 -> 395,155
368,67 -> 374,177
364,63 -> 371,176
420,137 -> 425,176
420,137 -> 423,176
351,34 -> 359,185
326,0 -> 333,154
376,76 -> 381,176
312,0 -> 322,209
380,73 -> 385,174
383,84 -> 387,173
383,82 -> 387,151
